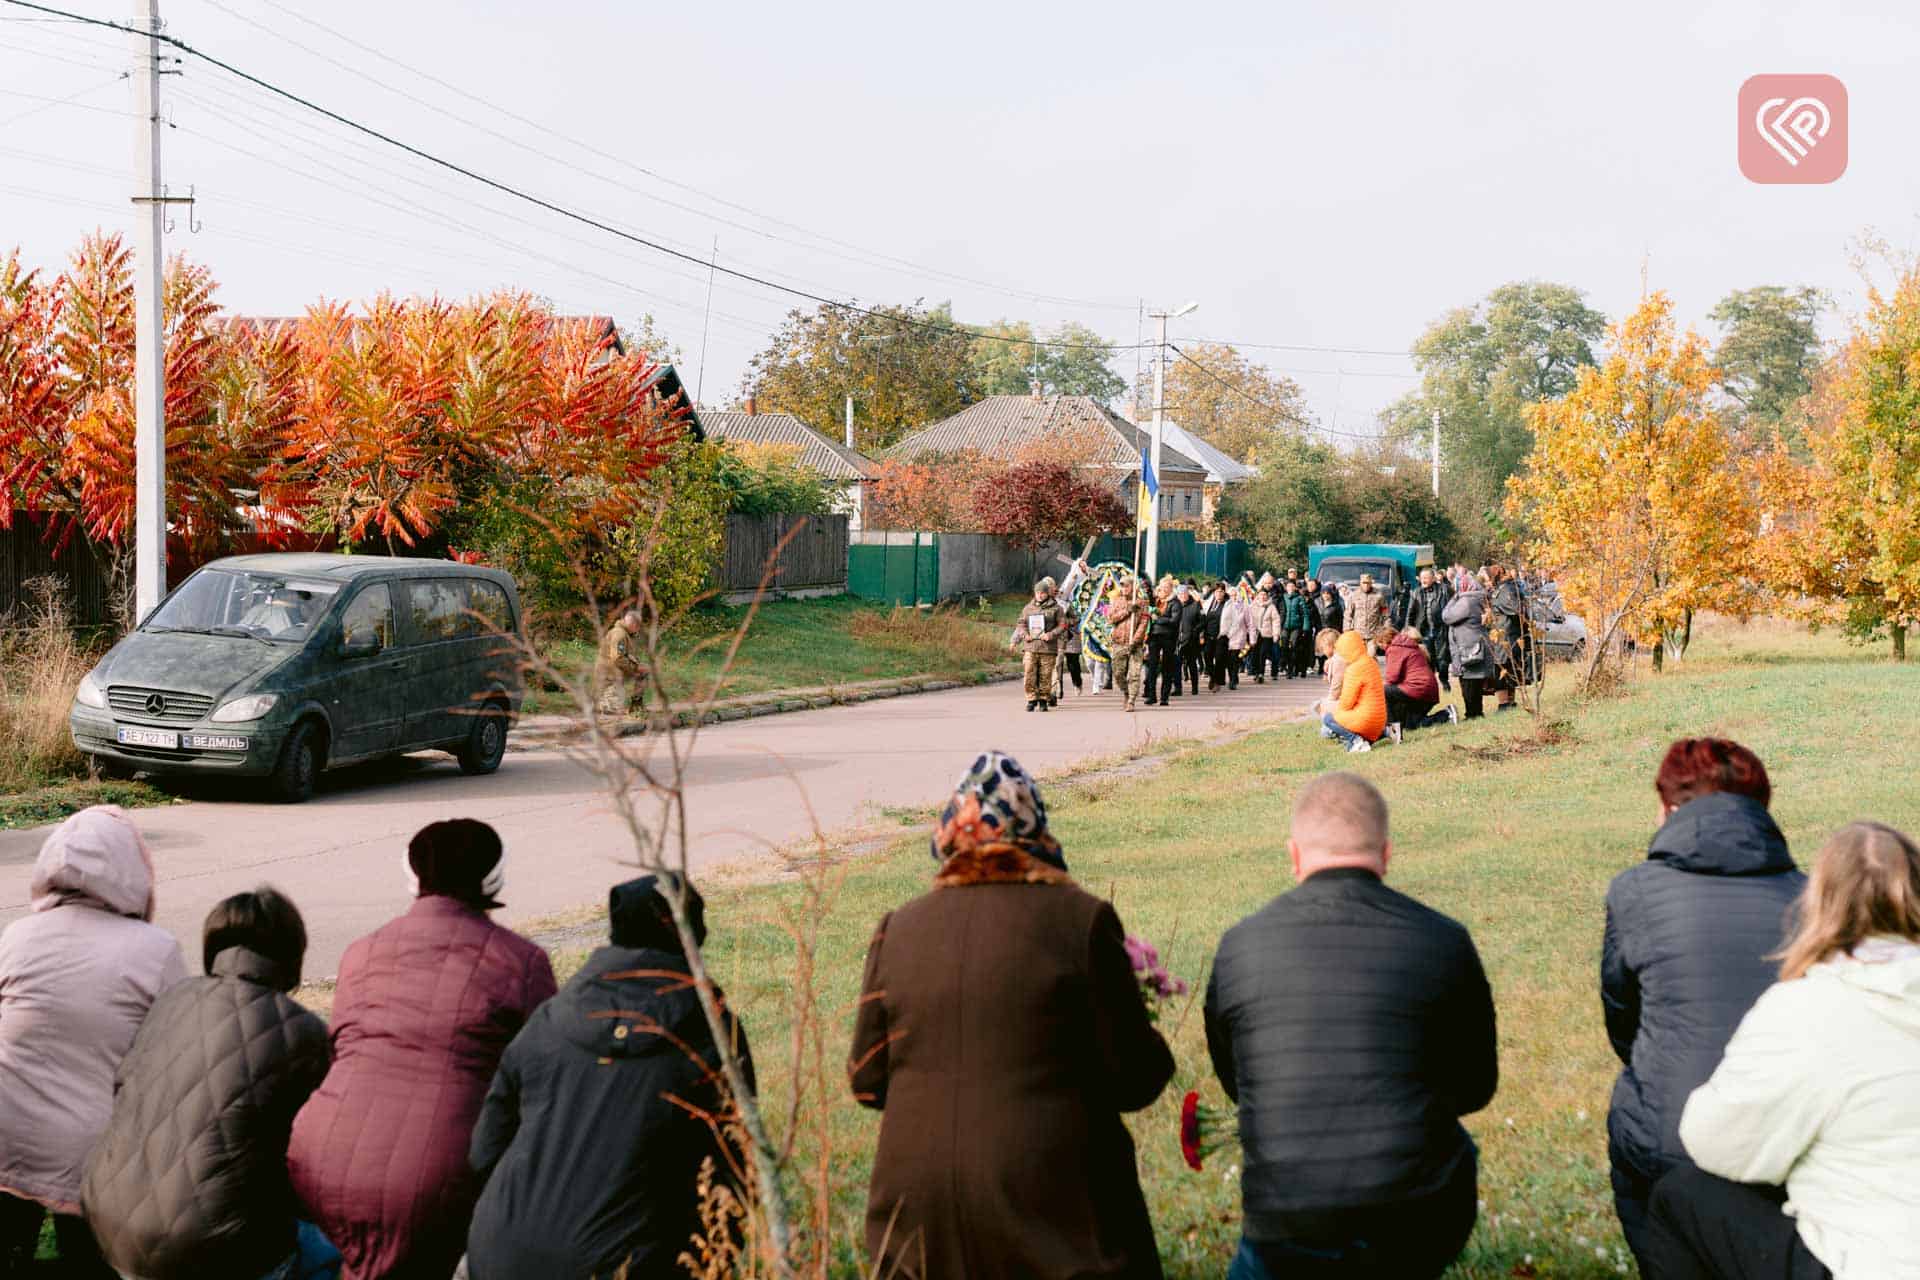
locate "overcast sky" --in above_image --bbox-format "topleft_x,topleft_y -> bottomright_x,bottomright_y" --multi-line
4,0 -> 1915,442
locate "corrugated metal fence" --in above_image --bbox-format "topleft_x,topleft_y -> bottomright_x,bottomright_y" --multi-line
718,513 -> 848,602
0,519 -> 116,628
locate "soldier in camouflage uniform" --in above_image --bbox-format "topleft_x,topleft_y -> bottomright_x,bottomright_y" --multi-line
1105,579 -> 1152,712
597,611 -> 647,716
1012,577 -> 1065,713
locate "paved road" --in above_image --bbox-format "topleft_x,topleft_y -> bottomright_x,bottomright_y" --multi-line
0,674 -> 1321,976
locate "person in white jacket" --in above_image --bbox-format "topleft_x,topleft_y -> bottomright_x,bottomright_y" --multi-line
1647,820 -> 1920,1280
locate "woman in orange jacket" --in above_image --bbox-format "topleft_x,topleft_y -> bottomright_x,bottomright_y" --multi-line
1321,631 -> 1386,753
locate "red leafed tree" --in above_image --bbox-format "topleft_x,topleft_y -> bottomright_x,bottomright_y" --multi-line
0,233 -> 272,561
865,455 -> 994,531
266,294 -> 682,550
970,459 -> 1129,549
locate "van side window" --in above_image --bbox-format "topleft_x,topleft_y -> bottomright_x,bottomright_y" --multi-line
409,579 -> 467,642
341,584 -> 393,648
467,580 -> 512,635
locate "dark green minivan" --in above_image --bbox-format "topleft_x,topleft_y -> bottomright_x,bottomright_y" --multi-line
69,554 -> 526,802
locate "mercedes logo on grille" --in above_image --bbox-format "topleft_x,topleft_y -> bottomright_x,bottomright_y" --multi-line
144,693 -> 168,716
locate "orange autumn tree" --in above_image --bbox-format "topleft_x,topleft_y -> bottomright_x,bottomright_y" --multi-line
266,295 -> 683,552
1506,292 -> 1753,676
0,233 -> 277,570
1752,260 -> 1920,660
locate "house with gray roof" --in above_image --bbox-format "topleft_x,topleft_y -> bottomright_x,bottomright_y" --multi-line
1155,420 -> 1254,522
885,394 -> 1211,524
702,403 -> 877,528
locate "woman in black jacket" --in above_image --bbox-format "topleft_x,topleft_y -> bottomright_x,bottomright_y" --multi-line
1310,582 -> 1343,674
1600,739 -> 1805,1273
467,875 -> 751,1280
83,889 -> 333,1280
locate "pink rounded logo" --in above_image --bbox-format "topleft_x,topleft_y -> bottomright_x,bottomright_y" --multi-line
1740,75 -> 1847,184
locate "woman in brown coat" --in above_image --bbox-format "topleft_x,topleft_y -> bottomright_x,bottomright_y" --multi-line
849,752 -> 1175,1280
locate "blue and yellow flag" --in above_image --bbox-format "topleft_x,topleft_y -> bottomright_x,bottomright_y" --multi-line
1136,445 -> 1159,531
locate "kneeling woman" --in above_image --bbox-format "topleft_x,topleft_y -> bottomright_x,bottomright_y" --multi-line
1649,821 -> 1920,1279
848,752 -> 1175,1279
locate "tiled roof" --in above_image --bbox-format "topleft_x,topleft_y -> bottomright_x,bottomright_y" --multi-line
1156,421 -> 1255,484
702,411 -> 875,481
885,395 -> 1207,479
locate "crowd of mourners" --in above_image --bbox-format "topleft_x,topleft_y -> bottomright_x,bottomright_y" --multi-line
1011,561 -> 1562,752
0,736 -> 1915,1280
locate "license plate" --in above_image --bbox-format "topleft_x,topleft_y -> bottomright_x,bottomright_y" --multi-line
185,733 -> 249,751
117,726 -> 179,749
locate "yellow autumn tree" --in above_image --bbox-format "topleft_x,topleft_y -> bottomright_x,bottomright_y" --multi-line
1506,292 -> 1753,675
1752,261 -> 1920,660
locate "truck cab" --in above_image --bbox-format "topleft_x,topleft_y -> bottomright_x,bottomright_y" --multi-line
1307,543 -> 1436,626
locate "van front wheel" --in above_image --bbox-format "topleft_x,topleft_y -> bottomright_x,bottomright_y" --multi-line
457,704 -> 508,776
269,721 -> 323,804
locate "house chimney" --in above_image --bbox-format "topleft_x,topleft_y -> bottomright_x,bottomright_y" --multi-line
743,394 -> 757,416
1029,379 -> 1043,400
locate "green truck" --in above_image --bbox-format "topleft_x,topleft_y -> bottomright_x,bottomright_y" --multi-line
1308,543 -> 1436,622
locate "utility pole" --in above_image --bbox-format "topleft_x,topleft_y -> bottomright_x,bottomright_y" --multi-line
130,0 -> 167,622
844,393 -> 854,449
1144,301 -> 1198,583
694,235 -> 717,406
1430,407 -> 1441,499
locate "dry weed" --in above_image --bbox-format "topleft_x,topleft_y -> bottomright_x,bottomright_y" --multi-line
0,579 -> 96,792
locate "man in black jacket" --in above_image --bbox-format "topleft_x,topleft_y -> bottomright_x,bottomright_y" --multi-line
1173,582 -> 1204,696
1205,772 -> 1498,1280
467,874 -> 752,1280
1405,567 -> 1454,694
1601,740 -> 1804,1273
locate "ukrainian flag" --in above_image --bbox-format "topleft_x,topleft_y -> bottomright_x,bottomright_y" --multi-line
1136,445 -> 1158,531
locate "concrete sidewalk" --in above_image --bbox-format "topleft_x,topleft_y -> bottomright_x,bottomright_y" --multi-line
0,672 -> 1324,976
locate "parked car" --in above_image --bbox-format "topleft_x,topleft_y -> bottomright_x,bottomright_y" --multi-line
1529,583 -> 1588,659
69,554 -> 525,803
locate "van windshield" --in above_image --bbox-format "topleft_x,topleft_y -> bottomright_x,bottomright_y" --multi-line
1317,560 -> 1395,589
145,570 -> 341,643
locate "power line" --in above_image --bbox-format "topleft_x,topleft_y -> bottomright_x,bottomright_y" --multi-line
1189,335 -> 1415,359
1168,344 -> 1382,442
238,0 -> 1141,313
0,0 -> 1144,353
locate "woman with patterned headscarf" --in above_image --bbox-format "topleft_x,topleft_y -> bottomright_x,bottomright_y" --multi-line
849,752 -> 1174,1280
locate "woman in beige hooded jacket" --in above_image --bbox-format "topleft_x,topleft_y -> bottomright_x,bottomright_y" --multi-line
0,806 -> 185,1270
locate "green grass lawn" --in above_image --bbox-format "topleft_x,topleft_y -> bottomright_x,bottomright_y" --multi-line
522,594 -> 1026,715
546,617 -> 1917,1278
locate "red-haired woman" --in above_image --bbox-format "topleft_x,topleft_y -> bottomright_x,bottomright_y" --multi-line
1600,739 -> 1806,1273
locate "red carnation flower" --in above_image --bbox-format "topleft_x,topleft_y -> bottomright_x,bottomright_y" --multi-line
1180,1090 -> 1204,1170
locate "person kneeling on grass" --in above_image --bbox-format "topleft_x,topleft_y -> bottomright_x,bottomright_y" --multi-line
1646,820 -> 1920,1280
83,888 -> 336,1280
1382,626 -> 1457,744
466,874 -> 752,1280
849,751 -> 1173,1279
1319,631 -> 1386,754
1205,772 -> 1497,1280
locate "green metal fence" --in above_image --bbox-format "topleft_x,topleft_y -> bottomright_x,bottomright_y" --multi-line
1086,532 -> 1251,580
848,533 -> 939,606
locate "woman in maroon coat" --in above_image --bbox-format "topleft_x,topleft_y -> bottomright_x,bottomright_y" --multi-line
849,752 -> 1175,1279
287,820 -> 556,1280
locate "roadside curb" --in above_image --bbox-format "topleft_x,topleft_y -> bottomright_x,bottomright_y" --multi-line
509,666 -> 1023,749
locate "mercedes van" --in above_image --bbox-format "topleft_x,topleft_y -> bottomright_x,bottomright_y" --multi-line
69,554 -> 525,802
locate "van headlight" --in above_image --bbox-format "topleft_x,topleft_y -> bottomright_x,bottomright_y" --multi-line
211,693 -> 279,723
75,670 -> 108,709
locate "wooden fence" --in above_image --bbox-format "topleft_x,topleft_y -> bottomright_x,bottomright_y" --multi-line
0,519 -> 116,628
717,513 -> 848,602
